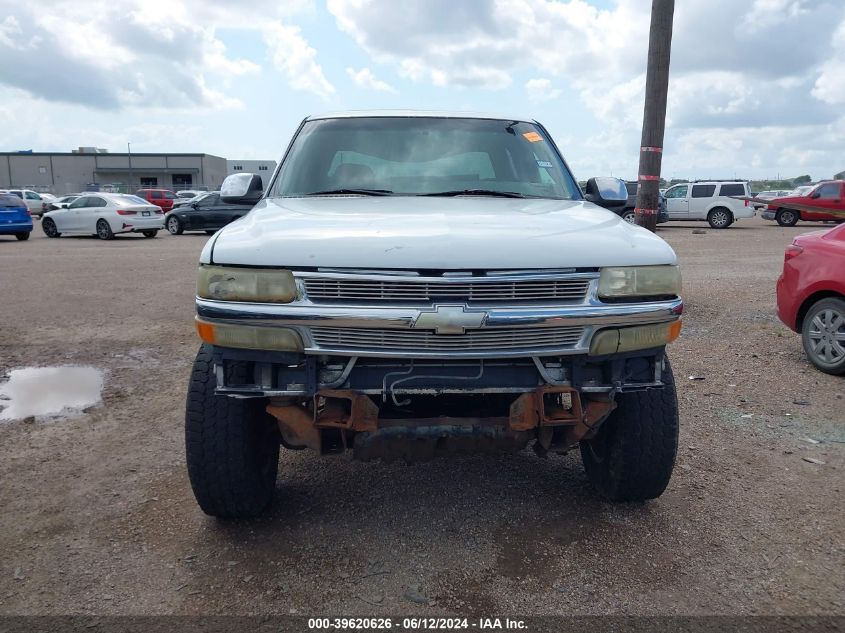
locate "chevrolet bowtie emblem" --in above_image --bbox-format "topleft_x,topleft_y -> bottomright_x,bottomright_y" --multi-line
413,305 -> 488,335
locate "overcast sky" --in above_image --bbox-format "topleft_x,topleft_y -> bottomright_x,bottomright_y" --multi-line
1,0 -> 843,181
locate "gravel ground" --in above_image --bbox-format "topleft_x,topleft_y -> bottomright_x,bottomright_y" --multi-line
0,217 -> 842,617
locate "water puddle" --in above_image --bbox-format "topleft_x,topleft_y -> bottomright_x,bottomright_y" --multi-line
0,366 -> 104,421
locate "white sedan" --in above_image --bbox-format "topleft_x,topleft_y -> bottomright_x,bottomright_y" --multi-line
41,193 -> 164,240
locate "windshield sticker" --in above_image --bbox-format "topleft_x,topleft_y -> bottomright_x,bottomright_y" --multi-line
522,131 -> 543,143
536,160 -> 553,168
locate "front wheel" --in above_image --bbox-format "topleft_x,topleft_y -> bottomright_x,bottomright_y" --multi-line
707,207 -> 733,229
776,208 -> 799,227
166,215 -> 183,235
580,358 -> 679,501
185,344 -> 281,518
96,219 -> 114,240
142,230 -> 158,238
42,218 -> 61,238
15,232 -> 30,241
621,210 -> 637,224
802,297 -> 845,375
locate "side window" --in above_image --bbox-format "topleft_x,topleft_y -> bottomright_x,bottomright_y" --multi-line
89,197 -> 107,208
665,185 -> 688,199
164,191 -> 176,200
691,184 -> 717,198
9,191 -> 23,199
152,191 -> 163,199
25,191 -> 41,200
625,182 -> 638,195
69,197 -> 89,209
719,183 -> 745,197
198,194 -> 219,207
816,183 -> 840,199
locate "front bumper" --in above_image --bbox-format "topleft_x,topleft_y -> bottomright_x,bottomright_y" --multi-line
196,295 -> 683,359
210,345 -> 668,398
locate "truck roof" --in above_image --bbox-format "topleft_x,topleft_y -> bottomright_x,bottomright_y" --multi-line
306,110 -> 536,123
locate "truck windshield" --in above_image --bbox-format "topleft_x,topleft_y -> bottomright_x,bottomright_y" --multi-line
271,117 -> 581,200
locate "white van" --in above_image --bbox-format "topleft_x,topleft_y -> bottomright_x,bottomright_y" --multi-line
663,181 -> 754,228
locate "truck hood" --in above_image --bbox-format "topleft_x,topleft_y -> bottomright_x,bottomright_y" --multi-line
205,196 -> 677,269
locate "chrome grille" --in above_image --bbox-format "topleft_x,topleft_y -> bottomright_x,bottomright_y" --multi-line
309,326 -> 585,353
303,277 -> 592,303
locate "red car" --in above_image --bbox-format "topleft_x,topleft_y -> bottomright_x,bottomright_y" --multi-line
135,189 -> 178,212
765,180 -> 845,227
776,223 -> 845,374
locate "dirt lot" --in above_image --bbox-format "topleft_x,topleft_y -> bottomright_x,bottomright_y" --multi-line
0,217 -> 842,617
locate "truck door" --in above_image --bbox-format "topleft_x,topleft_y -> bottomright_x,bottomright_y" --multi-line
804,182 -> 842,221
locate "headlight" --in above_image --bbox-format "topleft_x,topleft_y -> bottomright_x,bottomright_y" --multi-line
598,265 -> 681,299
589,321 -> 682,355
197,265 -> 296,302
195,319 -> 303,351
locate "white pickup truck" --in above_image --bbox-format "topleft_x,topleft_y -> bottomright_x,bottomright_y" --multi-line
186,111 -> 684,518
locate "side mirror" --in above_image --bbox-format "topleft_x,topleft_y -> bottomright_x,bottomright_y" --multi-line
190,201 -> 199,208
810,192 -> 821,199
584,177 -> 628,208
221,173 -> 263,204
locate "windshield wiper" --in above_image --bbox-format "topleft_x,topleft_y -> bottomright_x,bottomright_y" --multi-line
420,189 -> 527,199
305,188 -> 393,196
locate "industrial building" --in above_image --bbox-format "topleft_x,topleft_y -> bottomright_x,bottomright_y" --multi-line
1,149 -> 230,194
227,159 -> 278,179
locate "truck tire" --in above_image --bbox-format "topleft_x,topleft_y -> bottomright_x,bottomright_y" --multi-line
707,207 -> 733,229
185,344 -> 281,518
580,358 -> 678,501
776,208 -> 799,227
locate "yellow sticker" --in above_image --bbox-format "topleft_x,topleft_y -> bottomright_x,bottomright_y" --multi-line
522,131 -> 543,142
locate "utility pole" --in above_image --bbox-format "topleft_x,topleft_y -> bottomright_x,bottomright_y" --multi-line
127,142 -> 133,193
635,0 -> 675,232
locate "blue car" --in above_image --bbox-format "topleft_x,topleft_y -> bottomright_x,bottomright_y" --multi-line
0,193 -> 33,240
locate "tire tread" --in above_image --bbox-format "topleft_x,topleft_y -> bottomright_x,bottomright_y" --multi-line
185,345 -> 280,518
581,359 -> 679,501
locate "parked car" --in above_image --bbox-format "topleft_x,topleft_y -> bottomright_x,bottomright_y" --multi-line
761,180 -> 845,226
135,188 -> 178,212
171,191 -> 215,210
787,185 -> 814,197
175,189 -> 205,200
588,180 -> 668,224
0,193 -> 33,240
39,193 -> 58,214
166,192 -> 251,235
752,190 -> 792,209
46,195 -> 81,211
0,189 -> 46,216
777,223 -> 845,374
42,193 -> 164,240
620,181 -> 668,224
662,180 -> 754,228
185,111 -> 684,518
